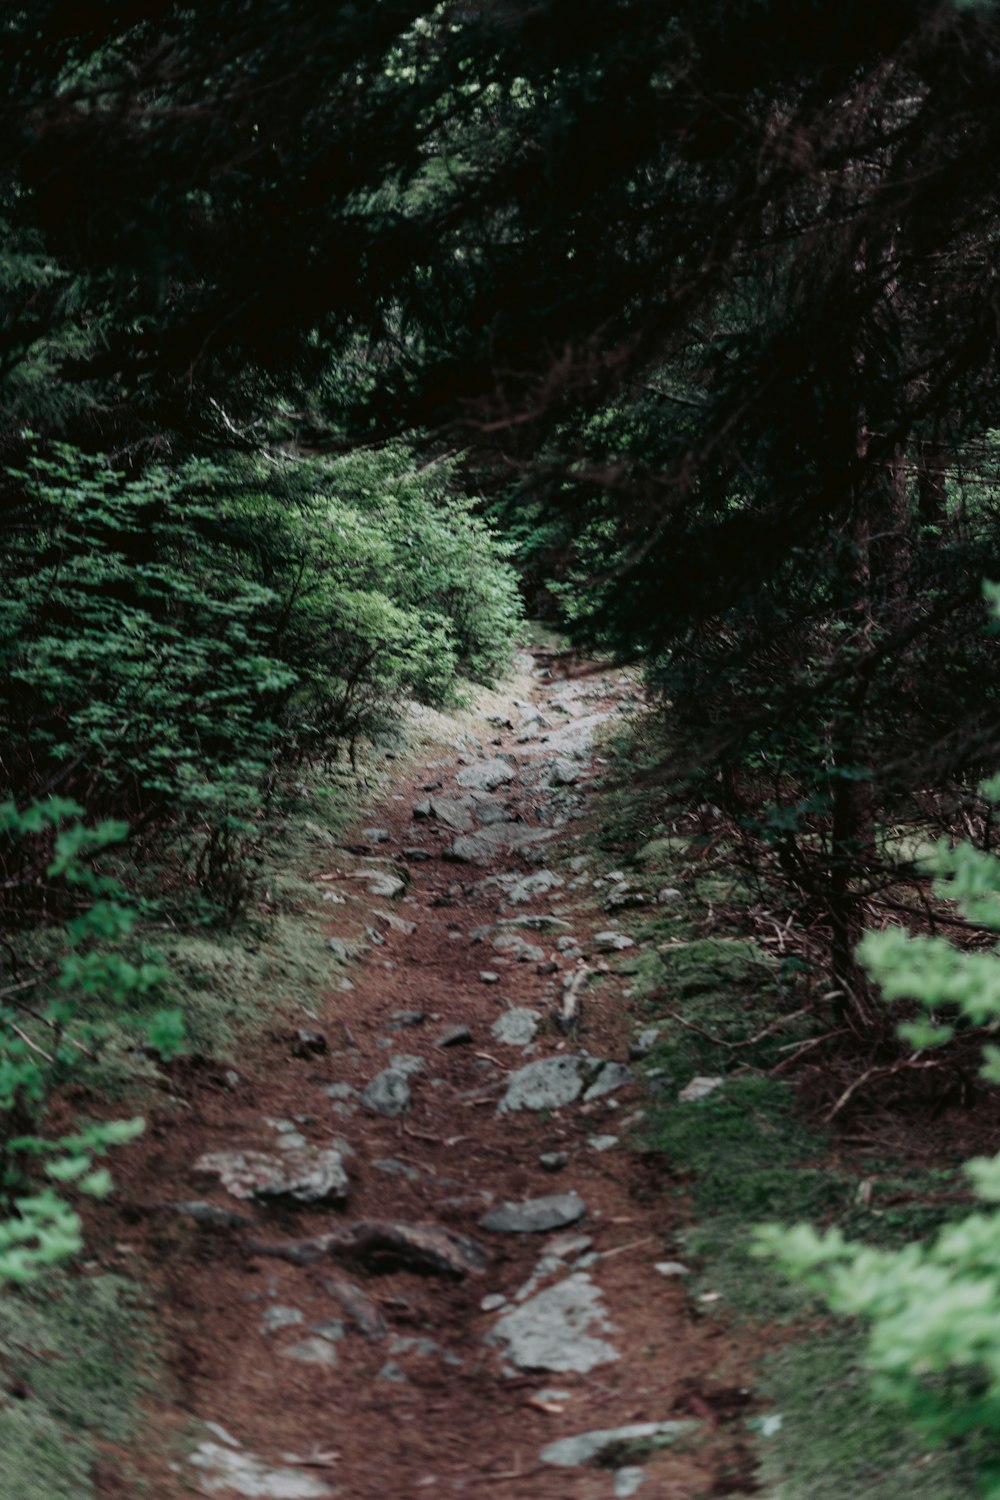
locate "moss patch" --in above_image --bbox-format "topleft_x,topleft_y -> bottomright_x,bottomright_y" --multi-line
0,1273 -> 150,1499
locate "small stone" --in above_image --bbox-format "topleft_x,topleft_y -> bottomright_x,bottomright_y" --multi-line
480,1293 -> 508,1312
486,1272 -> 618,1374
359,827 -> 390,844
555,935 -> 579,952
542,758 -> 580,787
499,1056 -> 584,1114
324,1082 -> 359,1103
260,1305 -> 304,1335
364,872 -> 406,899
402,847 -> 431,861
479,970 -> 501,984
189,1441 -> 333,1498
491,1008 -> 540,1047
588,1134 -> 619,1152
291,1028 -> 327,1058
657,887 -> 682,904
539,1152 -> 568,1172
373,1158 -> 422,1181
388,1053 -> 425,1077
456,758 -> 517,791
480,1192 -> 585,1234
282,1335 -> 339,1366
491,931 -> 545,963
373,908 -> 417,936
583,1062 -> 635,1101
536,960 -> 560,976
628,1027 -> 661,1061
224,1070 -> 240,1089
413,799 -> 432,818
377,1360 -> 409,1383
506,870 -> 565,904
325,937 -> 352,961
539,1421 -> 693,1467
362,1069 -> 412,1117
679,1075 -> 725,1103
546,1232 -> 593,1259
390,1010 -> 426,1028
593,930 -> 635,952
614,1467 -> 649,1497
436,1025 -> 472,1048
655,1261 -> 691,1277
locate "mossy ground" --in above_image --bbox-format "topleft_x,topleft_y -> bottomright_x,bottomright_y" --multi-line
0,1274 -> 149,1500
581,715 -> 990,1497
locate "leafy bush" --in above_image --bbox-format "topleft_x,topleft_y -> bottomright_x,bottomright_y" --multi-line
0,439 -> 522,913
759,759 -> 1000,1495
0,799 -> 182,1285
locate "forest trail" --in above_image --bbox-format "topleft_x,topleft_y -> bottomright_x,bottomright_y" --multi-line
113,651 -> 758,1500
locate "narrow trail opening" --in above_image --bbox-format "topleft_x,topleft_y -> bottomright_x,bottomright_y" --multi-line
111,651 -> 760,1499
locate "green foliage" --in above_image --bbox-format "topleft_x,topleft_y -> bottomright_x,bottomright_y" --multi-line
758,762 -> 1000,1494
0,440 -> 521,913
0,799 -> 179,1286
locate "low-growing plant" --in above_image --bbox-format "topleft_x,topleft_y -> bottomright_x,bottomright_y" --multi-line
0,798 -> 182,1284
758,753 -> 1000,1494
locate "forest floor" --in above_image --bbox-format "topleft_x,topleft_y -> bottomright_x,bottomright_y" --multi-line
94,647 -> 769,1500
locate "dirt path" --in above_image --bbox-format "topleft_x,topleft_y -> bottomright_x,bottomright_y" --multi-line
111,652 -> 758,1499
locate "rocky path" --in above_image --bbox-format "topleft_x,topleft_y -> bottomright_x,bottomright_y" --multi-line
118,652 -> 756,1499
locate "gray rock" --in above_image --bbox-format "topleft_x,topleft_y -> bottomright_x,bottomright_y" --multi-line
593,930 -> 635,952
189,1442 -> 333,1497
376,1360 -> 409,1383
583,1062 -> 636,1101
260,1305 -> 304,1335
390,1009 -> 426,1028
479,970 -> 501,984
164,1200 -> 257,1229
480,1293 -> 508,1312
325,937 -> 352,961
324,1082 -> 359,1103
291,1029 -> 327,1058
364,871 -> 406,899
491,931 -> 545,963
388,1053 -> 425,1077
373,1158 -> 421,1181
412,799 -> 432,818
657,887 -> 683,904
436,1025 -> 472,1048
447,824 -> 554,864
402,847 -> 431,861
491,1008 -> 540,1047
486,1272 -> 618,1373
194,1148 -> 348,1206
539,1151 -> 569,1172
359,827 -> 390,844
480,1192 -> 586,1234
309,1319 -> 345,1342
282,1335 -> 339,1366
373,907 -> 417,936
541,758 -> 581,787
497,913 -> 572,932
506,870 -> 565,904
362,1069 -> 412,1117
654,1261 -> 691,1277
546,1231 -> 593,1259
614,1468 -> 649,1497
588,1134 -> 619,1152
539,1421 -> 693,1467
678,1075 -> 725,1103
629,1027 -> 661,1061
456,758 -> 517,792
499,1056 -> 585,1114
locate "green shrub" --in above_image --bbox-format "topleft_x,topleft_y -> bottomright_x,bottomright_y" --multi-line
0,799 -> 181,1285
758,756 -> 1000,1495
0,439 -> 522,913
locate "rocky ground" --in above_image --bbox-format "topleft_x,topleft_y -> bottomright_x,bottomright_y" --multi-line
108,650 -> 759,1499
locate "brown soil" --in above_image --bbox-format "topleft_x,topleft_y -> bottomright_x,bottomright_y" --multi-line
95,654 -> 764,1499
